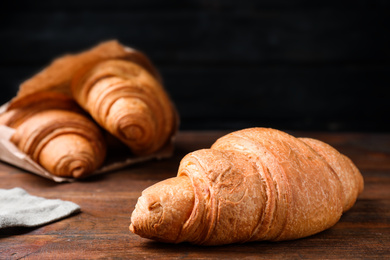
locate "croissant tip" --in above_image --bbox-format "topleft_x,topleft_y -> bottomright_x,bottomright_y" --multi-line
71,166 -> 88,179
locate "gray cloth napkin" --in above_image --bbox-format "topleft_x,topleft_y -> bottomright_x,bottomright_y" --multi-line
0,187 -> 80,228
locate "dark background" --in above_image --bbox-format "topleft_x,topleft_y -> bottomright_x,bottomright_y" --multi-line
1,1 -> 389,132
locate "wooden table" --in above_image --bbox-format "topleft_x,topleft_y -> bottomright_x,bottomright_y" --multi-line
0,130 -> 389,259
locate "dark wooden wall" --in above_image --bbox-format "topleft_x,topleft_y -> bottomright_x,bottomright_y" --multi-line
1,1 -> 389,132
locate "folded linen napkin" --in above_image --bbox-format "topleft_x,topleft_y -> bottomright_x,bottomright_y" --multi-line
0,187 -> 80,228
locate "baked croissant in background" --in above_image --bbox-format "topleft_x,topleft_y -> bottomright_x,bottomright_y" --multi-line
0,92 -> 106,178
71,58 -> 177,155
13,40 -> 178,156
130,127 -> 364,245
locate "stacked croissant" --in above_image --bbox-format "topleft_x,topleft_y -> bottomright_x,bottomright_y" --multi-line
0,40 -> 178,178
130,127 -> 364,245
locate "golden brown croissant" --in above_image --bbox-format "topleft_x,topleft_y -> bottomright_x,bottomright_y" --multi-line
70,58 -> 177,155
11,40 -> 177,156
0,92 -> 106,178
130,127 -> 364,245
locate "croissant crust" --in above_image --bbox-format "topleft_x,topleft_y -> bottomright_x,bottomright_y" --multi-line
12,40 -> 178,156
130,128 -> 364,245
71,59 -> 177,155
2,40 -> 178,177
0,92 -> 106,178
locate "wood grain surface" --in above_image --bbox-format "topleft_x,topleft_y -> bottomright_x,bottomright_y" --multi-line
0,130 -> 389,259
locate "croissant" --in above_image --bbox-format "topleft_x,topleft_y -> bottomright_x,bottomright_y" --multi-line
0,92 -> 106,178
130,127 -> 364,245
70,58 -> 177,155
12,40 -> 177,156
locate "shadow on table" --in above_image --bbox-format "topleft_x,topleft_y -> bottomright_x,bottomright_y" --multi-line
0,226 -> 39,238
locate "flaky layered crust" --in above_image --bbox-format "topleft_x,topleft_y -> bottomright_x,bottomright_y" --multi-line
70,59 -> 177,155
12,40 -> 177,156
0,92 -> 106,178
4,40 -> 177,175
130,127 -> 364,245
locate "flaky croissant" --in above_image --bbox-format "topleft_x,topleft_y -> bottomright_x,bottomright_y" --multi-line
0,92 -> 106,178
13,40 -> 177,156
130,127 -> 364,245
70,58 -> 177,155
